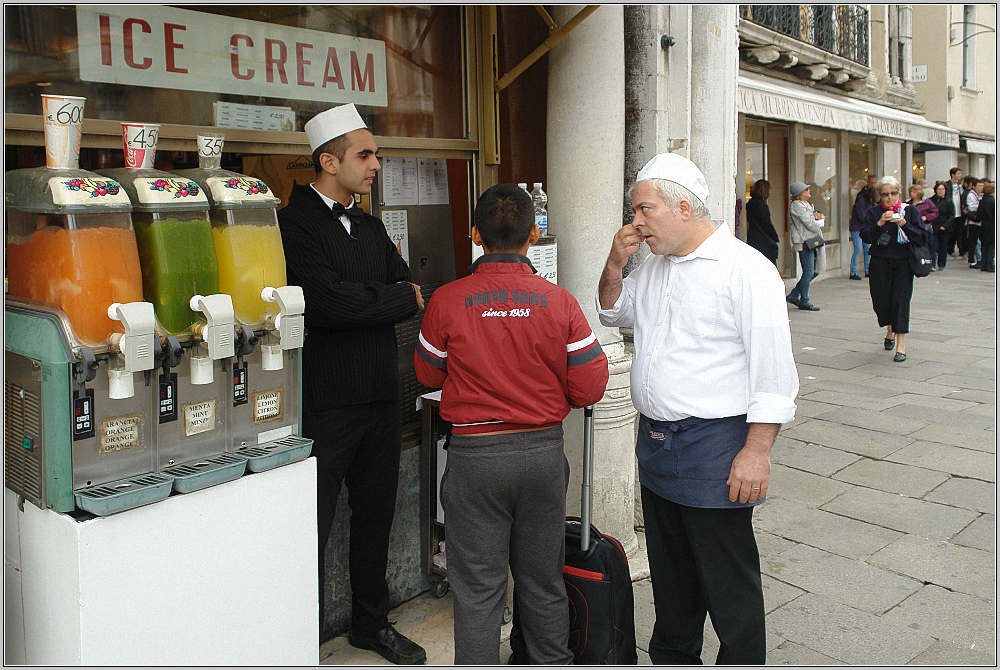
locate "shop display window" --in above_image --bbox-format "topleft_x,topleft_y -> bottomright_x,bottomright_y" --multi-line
804,128 -> 840,239
5,5 -> 466,140
849,135 -> 876,202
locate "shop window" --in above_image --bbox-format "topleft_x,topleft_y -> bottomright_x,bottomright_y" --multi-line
4,5 -> 466,139
849,135 -> 876,204
745,122 -> 766,200
804,128 -> 839,239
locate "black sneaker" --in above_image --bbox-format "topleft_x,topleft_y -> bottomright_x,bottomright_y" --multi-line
797,302 -> 820,311
786,295 -> 800,306
849,274 -> 862,280
349,625 -> 427,665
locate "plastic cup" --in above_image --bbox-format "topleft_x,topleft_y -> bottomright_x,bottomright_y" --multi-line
121,122 -> 161,168
41,95 -> 86,169
197,132 -> 225,169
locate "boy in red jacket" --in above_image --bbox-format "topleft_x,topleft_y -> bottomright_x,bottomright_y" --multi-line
415,183 -> 609,664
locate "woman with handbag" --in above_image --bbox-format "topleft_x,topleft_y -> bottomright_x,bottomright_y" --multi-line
859,176 -> 926,362
786,181 -> 825,311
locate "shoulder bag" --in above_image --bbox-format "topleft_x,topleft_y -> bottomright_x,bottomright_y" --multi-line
801,234 -> 825,251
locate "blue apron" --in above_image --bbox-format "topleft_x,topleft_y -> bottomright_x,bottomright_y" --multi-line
636,413 -> 759,509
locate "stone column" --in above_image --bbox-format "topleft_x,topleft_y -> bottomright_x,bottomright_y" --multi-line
689,4 -> 739,228
547,4 -> 637,556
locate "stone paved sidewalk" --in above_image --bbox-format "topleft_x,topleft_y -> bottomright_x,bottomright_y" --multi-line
322,267 -> 996,666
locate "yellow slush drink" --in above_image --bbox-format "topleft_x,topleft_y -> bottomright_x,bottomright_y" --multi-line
213,223 -> 287,326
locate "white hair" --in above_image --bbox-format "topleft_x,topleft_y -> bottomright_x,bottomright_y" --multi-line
876,175 -> 901,192
631,178 -> 712,221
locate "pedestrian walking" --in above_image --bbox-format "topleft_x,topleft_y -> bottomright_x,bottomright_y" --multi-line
946,167 -> 964,257
907,184 -> 939,271
278,103 -> 427,664
859,176 -> 926,363
415,184 -> 609,665
745,179 -> 780,266
596,152 -> 799,665
929,181 -> 955,270
786,181 -> 825,311
849,184 -> 878,278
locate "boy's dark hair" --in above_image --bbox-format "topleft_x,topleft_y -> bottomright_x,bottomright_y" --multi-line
950,166 -> 962,176
311,135 -> 351,174
474,184 -> 534,251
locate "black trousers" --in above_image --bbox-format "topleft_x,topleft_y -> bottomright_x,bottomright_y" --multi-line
304,401 -> 402,637
868,255 -> 914,334
640,486 -> 766,665
948,218 -> 964,254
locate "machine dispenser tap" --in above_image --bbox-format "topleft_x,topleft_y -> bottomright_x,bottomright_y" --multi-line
261,285 -> 305,350
188,294 -> 236,360
107,301 -> 157,373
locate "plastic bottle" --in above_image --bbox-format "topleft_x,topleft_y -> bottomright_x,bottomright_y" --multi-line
531,182 -> 548,236
518,182 -> 528,193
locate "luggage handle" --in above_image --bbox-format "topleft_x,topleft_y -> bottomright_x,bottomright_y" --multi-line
581,406 -> 594,552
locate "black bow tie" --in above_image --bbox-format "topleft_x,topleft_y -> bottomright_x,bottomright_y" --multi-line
331,201 -> 366,227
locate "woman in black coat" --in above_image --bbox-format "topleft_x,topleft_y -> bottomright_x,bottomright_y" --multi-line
929,181 -> 954,270
745,179 -> 780,265
970,182 -> 995,272
859,176 -> 926,363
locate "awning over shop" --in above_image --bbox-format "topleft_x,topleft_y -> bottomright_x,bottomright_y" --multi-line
738,73 -> 960,149
964,138 -> 996,155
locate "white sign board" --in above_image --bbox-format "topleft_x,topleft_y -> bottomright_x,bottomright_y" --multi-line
77,5 -> 388,106
911,65 -> 928,83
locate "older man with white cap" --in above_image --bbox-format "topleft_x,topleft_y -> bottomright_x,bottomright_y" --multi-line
278,104 -> 426,664
596,153 -> 798,664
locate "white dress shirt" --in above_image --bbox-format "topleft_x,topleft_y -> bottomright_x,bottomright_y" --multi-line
310,183 -> 354,234
596,224 -> 798,424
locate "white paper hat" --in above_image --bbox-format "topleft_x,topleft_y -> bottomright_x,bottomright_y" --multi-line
304,103 -> 367,153
636,153 -> 710,206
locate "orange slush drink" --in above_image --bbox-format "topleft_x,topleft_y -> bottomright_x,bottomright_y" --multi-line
6,226 -> 144,345
213,224 -> 287,325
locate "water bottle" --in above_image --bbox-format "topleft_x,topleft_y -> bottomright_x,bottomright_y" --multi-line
518,182 -> 528,193
531,182 -> 548,236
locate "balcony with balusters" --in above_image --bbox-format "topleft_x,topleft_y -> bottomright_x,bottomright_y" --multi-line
738,5 -> 871,92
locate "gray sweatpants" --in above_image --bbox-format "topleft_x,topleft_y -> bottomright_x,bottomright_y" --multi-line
441,425 -> 573,665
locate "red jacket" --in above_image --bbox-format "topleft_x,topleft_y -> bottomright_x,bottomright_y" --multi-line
415,254 -> 609,435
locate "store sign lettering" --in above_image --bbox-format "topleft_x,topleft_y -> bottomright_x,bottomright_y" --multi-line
76,5 -> 387,107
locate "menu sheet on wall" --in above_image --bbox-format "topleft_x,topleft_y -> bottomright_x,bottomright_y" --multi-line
382,157 -> 418,206
382,210 -> 409,264
417,158 -> 449,205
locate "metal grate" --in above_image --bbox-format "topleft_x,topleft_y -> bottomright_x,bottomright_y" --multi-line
161,452 -> 246,478
78,473 -> 172,499
4,381 -> 43,507
396,281 -> 445,433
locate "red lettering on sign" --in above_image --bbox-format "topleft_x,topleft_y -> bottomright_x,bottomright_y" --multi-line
231,34 -> 254,80
322,47 -> 345,89
123,18 -> 152,69
296,42 -> 314,87
99,14 -> 113,65
265,38 -> 288,84
350,51 -> 375,92
164,23 -> 187,73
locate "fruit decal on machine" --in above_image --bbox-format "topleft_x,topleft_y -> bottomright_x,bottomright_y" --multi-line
62,178 -> 121,198
148,178 -> 201,198
223,177 -> 269,196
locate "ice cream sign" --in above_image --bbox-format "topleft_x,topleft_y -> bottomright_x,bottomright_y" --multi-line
75,5 -> 387,107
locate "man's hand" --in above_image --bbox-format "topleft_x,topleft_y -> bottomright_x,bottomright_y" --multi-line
598,224 -> 641,309
726,423 -> 779,504
402,281 -> 424,310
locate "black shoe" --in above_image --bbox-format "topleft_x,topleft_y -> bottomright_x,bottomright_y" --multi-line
971,263 -> 982,269
797,302 -> 820,311
349,625 -> 427,665
864,273 -> 869,278
894,352 -> 907,363
884,338 -> 895,350
850,274 -> 862,280
786,295 -> 800,306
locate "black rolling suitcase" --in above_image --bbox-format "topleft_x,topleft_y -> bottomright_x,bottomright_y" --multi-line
510,406 -> 638,665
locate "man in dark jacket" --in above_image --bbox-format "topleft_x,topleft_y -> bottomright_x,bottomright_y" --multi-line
278,103 -> 426,664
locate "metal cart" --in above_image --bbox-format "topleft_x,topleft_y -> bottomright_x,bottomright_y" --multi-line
418,392 -> 513,621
